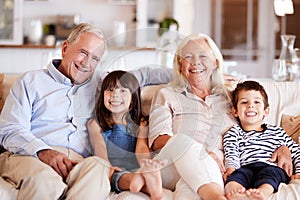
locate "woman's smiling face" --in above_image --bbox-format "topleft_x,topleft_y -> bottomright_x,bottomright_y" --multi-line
179,38 -> 217,90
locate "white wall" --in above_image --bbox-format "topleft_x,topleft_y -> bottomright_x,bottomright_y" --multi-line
0,0 -> 141,74
22,0 -> 136,43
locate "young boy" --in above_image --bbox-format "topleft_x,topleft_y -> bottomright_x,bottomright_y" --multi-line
223,80 -> 300,200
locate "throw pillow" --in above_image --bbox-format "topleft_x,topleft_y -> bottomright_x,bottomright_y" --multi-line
281,114 -> 300,144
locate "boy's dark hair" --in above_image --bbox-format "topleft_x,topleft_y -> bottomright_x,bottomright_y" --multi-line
231,80 -> 269,110
95,70 -> 144,132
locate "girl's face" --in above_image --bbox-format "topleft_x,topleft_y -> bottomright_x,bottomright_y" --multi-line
179,38 -> 217,90
104,82 -> 132,119
233,90 -> 269,131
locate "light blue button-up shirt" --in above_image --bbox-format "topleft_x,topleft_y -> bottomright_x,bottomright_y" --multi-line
0,60 -> 173,157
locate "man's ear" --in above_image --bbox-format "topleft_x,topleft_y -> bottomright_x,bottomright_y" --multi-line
61,40 -> 69,58
232,107 -> 239,117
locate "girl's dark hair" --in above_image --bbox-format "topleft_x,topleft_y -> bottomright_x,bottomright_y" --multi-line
231,80 -> 269,110
95,70 -> 143,132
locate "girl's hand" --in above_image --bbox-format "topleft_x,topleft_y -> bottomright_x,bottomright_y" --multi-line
109,166 -> 122,181
291,174 -> 300,180
207,151 -> 226,174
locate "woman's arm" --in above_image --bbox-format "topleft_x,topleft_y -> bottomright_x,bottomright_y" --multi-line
269,145 -> 293,176
87,118 -> 109,161
152,135 -> 171,151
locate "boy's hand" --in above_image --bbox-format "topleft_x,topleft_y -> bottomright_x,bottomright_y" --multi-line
223,167 -> 236,182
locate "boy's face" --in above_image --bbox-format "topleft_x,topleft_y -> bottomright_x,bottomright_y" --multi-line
233,89 -> 269,131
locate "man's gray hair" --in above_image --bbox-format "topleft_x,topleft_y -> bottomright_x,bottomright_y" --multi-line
67,22 -> 107,58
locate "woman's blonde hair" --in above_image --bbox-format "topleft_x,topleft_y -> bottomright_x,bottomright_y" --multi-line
172,33 -> 227,96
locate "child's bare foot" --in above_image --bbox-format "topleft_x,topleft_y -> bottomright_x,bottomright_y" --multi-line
129,173 -> 144,192
245,188 -> 266,200
130,159 -> 167,200
226,188 -> 247,200
226,188 -> 267,200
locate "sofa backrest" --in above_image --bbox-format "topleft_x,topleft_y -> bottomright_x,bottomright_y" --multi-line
1,74 -> 300,128
253,79 -> 300,126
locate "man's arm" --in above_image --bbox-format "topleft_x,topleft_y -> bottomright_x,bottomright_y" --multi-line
129,67 -> 173,87
0,76 -> 50,156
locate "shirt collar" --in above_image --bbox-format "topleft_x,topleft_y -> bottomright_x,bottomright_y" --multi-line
174,85 -> 219,100
48,59 -> 91,87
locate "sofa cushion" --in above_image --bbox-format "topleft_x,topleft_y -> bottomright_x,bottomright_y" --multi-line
0,74 -> 4,112
281,114 -> 300,143
0,74 -> 19,113
252,79 -> 300,126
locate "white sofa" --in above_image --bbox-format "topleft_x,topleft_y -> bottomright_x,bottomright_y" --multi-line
0,74 -> 300,200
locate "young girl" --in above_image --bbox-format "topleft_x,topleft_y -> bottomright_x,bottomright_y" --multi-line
87,70 -> 165,200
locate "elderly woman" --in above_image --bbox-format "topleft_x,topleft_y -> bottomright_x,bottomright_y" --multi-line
148,33 -> 292,199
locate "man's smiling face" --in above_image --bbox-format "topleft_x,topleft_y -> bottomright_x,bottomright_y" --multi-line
60,32 -> 105,84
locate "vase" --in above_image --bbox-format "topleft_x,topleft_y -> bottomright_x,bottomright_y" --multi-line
28,19 -> 43,45
278,34 -> 297,81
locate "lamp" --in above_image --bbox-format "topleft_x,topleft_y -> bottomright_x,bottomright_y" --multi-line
274,0 -> 294,16
284,0 -> 294,14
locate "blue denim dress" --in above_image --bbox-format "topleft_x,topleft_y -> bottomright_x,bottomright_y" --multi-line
102,123 -> 139,171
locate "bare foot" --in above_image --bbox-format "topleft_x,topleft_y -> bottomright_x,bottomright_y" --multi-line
130,159 -> 167,200
226,188 -> 267,200
129,173 -> 144,192
245,188 -> 266,200
226,188 -> 250,200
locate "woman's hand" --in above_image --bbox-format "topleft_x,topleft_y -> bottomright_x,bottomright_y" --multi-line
269,145 -> 293,177
207,151 -> 225,174
291,174 -> 300,180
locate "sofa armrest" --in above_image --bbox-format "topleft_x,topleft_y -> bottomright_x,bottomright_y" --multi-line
0,74 -> 19,113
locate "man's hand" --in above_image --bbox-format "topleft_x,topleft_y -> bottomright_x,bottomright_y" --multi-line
37,149 -> 77,180
269,145 -> 293,177
223,74 -> 238,82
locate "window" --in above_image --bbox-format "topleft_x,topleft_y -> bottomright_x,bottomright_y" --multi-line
194,0 -> 276,78
275,0 -> 300,57
211,0 -> 259,61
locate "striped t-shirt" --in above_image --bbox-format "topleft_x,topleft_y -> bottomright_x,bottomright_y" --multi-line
223,124 -> 300,174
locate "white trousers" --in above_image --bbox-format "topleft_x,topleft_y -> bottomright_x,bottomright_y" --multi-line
154,134 -> 224,198
0,147 -> 110,200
